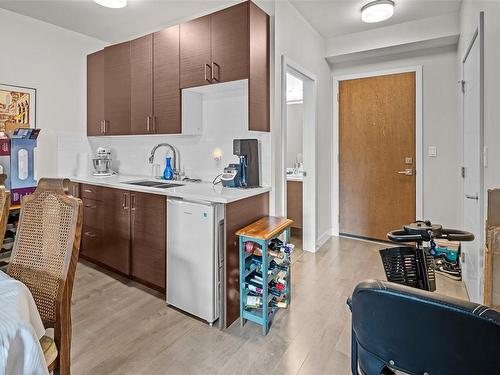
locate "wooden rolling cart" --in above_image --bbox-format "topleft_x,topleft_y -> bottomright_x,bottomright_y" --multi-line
236,216 -> 293,335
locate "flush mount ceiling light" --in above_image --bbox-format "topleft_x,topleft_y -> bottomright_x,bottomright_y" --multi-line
361,0 -> 395,23
94,0 -> 127,9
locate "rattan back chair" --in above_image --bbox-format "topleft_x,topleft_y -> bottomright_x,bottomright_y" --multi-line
7,178 -> 83,375
0,174 -> 11,247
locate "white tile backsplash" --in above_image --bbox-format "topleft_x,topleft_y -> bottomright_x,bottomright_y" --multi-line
78,86 -> 271,185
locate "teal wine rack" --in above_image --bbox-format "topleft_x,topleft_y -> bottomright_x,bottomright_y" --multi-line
236,217 -> 293,335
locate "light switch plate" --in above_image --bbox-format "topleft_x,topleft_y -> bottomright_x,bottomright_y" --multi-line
428,146 -> 437,157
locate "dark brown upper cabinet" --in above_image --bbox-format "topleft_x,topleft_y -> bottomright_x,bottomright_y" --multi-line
180,15 -> 212,89
153,26 -> 181,134
130,28 -> 181,135
104,41 -> 131,135
87,50 -> 104,136
131,34 -> 153,135
211,3 -> 249,83
179,1 -> 269,131
87,1 -> 269,135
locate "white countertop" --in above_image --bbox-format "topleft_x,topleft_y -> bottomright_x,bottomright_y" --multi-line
69,174 -> 271,204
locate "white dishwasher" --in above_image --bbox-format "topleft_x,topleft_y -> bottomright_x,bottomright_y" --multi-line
166,198 -> 224,325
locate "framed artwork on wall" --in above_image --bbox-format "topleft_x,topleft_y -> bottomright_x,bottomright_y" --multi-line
0,84 -> 37,132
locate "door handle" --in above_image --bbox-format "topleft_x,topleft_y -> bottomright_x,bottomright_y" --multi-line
146,116 -> 151,132
397,168 -> 414,176
204,63 -> 212,83
84,231 -> 97,238
123,193 -> 128,209
465,193 -> 479,200
212,62 -> 220,82
131,194 -> 136,211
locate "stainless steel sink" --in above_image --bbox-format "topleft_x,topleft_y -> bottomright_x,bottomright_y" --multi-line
125,180 -> 183,189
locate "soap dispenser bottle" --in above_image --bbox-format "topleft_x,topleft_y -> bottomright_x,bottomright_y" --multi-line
163,157 -> 174,180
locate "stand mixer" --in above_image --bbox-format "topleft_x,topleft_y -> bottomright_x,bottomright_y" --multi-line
92,147 -> 115,176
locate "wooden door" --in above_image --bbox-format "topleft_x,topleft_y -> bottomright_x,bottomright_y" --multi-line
87,50 -> 104,136
130,192 -> 166,290
339,72 -> 416,241
131,34 -> 153,135
153,26 -> 181,134
104,41 -> 131,135
180,15 -> 211,89
101,187 -> 131,275
211,3 -> 249,83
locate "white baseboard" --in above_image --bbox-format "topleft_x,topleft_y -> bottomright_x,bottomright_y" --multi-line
316,231 -> 331,249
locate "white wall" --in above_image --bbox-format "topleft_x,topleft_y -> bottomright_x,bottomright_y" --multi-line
273,0 -> 333,243
286,103 -> 303,168
458,1 -> 500,302
0,9 -> 106,178
88,86 -> 272,185
331,47 -> 461,230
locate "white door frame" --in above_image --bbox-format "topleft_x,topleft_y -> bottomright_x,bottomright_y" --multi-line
332,66 -> 424,236
461,12 -> 484,302
281,55 -> 317,252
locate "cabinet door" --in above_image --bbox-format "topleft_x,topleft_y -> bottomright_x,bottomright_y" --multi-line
153,26 -> 181,134
87,50 -> 104,136
104,41 -> 131,135
101,187 -> 131,275
180,15 -> 212,89
131,35 -> 153,135
130,192 -> 166,290
211,3 -> 249,83
249,2 -> 270,132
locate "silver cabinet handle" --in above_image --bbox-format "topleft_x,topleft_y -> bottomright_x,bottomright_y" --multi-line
397,169 -> 414,176
465,193 -> 479,200
84,231 -> 97,238
212,62 -> 220,82
152,116 -> 157,133
146,116 -> 151,133
204,63 -> 212,83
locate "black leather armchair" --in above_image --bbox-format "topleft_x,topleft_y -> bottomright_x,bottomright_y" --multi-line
347,280 -> 500,375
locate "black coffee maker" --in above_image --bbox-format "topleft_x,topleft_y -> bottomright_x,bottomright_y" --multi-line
233,139 -> 260,188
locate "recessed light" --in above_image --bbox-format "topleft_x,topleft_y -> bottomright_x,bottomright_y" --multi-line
94,0 -> 127,9
361,0 -> 395,23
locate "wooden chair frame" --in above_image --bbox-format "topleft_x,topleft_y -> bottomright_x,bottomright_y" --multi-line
8,178 -> 83,375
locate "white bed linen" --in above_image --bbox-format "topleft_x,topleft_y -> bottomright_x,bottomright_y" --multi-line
0,270 -> 49,375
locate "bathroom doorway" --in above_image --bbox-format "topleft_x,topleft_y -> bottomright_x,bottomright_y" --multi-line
281,57 -> 317,253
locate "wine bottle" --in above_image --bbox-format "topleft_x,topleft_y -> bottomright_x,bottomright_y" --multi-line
245,241 -> 261,254
247,284 -> 263,294
270,299 -> 287,308
246,295 -> 262,308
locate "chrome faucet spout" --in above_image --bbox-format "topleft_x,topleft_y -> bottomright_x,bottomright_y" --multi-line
149,143 -> 180,180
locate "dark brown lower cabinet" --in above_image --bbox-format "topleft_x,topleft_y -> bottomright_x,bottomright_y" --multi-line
78,184 -> 166,291
130,192 -> 166,290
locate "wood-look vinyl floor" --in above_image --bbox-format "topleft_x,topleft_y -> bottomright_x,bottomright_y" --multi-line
71,236 -> 467,375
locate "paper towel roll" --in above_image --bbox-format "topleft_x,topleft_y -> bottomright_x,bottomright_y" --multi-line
77,152 -> 89,177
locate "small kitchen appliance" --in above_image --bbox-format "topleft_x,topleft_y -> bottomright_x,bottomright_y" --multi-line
221,139 -> 260,188
92,147 -> 115,176
220,163 -> 243,188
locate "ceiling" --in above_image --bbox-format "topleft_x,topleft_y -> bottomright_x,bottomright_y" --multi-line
0,0 -> 462,43
0,0 -> 239,43
290,0 -> 462,39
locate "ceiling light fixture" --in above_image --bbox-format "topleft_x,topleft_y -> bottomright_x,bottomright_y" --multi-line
361,0 -> 395,23
94,0 -> 127,9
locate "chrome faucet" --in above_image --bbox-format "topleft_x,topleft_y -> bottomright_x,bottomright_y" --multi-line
149,143 -> 180,180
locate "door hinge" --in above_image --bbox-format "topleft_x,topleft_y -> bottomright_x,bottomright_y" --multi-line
461,166 -> 466,178
459,80 -> 466,94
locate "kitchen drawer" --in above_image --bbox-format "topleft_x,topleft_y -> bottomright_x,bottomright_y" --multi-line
81,226 -> 104,260
81,184 -> 103,201
82,198 -> 104,230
